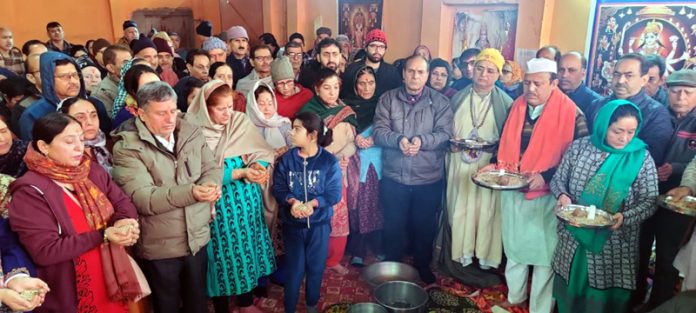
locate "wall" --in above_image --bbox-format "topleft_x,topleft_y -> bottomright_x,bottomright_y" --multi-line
546,0 -> 593,53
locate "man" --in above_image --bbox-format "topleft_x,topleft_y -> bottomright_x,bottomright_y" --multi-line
309,27 -> 332,58
202,36 -> 227,63
341,29 -> 401,98
298,38 -> 342,90
373,55 -> 453,284
289,32 -> 312,65
185,49 -> 211,82
44,22 -> 72,55
557,51 -> 601,115
536,45 -> 561,63
451,48 -> 481,90
271,56 -> 313,118
645,69 -> 696,310
18,51 -> 110,140
585,53 -> 673,309
0,27 -> 25,76
117,20 -> 139,46
225,26 -> 252,86
168,31 -> 187,59
92,45 -> 133,116
111,81 -> 221,313
495,58 -> 587,313
283,41 -> 304,79
236,45 -> 274,95
131,35 -> 158,69
335,34 -> 352,63
24,54 -> 41,93
646,54 -> 669,106
21,40 -> 47,59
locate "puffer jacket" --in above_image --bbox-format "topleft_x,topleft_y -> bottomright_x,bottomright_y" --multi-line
373,86 -> 453,185
111,117 -> 222,260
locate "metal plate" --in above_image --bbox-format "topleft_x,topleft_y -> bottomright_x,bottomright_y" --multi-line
471,170 -> 529,190
657,195 -> 696,217
449,138 -> 498,150
555,204 -> 616,228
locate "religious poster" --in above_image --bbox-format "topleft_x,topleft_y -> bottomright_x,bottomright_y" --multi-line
451,5 -> 518,60
338,0 -> 383,50
587,2 -> 696,95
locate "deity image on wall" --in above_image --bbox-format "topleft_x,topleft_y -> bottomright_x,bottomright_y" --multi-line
451,6 -> 518,60
339,0 -> 383,50
588,2 -> 695,95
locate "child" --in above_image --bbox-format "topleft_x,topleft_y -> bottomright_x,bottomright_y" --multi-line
272,112 -> 342,313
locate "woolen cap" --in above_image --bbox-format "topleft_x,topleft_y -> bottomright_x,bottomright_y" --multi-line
130,35 -> 156,55
226,26 -> 248,41
475,48 -> 505,73
153,37 -> 173,55
666,69 -> 696,87
123,20 -> 137,30
365,29 -> 387,47
202,37 -> 227,52
271,56 -> 295,83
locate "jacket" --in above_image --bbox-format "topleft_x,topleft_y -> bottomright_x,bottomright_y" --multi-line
90,74 -> 119,117
373,86 -> 454,185
18,51 -> 111,140
111,117 -> 222,260
587,90 -> 673,166
660,108 -> 696,193
272,147 -> 342,228
9,164 -> 137,313
564,82 -> 601,117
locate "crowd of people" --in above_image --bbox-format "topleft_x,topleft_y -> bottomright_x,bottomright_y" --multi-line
0,17 -> 694,313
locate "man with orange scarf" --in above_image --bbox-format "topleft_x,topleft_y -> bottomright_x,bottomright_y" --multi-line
490,58 -> 588,313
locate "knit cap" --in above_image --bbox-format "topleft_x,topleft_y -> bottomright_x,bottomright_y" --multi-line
122,20 -> 137,30
130,35 -> 156,55
365,29 -> 387,47
475,48 -> 505,73
202,37 -> 227,52
225,26 -> 249,41
271,56 -> 295,83
153,37 -> 173,55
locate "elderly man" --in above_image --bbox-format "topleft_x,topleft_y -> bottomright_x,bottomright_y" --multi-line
236,45 -> 274,95
44,21 -> 72,54
373,55 -> 453,284
225,26 -> 252,86
492,58 -> 588,313
341,29 -> 401,98
536,45 -> 561,63
117,20 -> 139,46
283,41 -> 304,79
0,27 -> 25,76
646,54 -> 669,106
446,48 -> 512,275
131,35 -> 158,69
298,38 -> 342,90
558,51 -> 601,115
91,45 -> 132,116
202,36 -> 227,63
644,69 -> 696,310
112,81 -> 221,313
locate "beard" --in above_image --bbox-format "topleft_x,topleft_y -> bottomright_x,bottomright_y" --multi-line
367,53 -> 383,63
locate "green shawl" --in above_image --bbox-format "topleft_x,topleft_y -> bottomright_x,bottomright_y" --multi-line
567,99 -> 647,254
299,96 -> 359,129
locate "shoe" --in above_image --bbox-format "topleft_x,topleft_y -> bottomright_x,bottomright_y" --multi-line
351,256 -> 365,267
418,268 -> 436,284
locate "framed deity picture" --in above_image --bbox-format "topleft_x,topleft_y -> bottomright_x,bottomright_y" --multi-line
338,0 -> 383,50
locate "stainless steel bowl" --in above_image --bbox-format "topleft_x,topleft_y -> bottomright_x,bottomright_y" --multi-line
361,262 -> 419,290
348,303 -> 388,313
374,281 -> 428,313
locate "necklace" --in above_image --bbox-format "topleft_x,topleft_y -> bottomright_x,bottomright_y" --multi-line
469,91 -> 493,130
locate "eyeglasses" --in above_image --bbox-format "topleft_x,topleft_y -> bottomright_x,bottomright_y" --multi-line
276,80 -> 295,88
286,52 -> 302,59
367,43 -> 386,51
254,56 -> 273,62
54,72 -> 80,81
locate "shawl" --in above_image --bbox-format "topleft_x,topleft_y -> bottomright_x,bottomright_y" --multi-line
498,87 -> 577,199
111,59 -> 137,119
185,80 -> 274,165
568,100 -> 647,253
275,86 -> 314,119
84,130 -> 113,173
299,96 -> 358,129
343,65 -> 379,133
245,80 -> 292,148
0,140 -> 28,177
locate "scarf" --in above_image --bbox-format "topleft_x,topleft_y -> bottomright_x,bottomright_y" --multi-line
0,140 -> 28,177
344,65 -> 379,133
245,80 -> 292,149
498,87 -> 577,199
185,80 -> 274,165
567,100 -> 647,253
111,59 -> 137,119
299,96 -> 358,130
503,61 -> 523,87
24,145 -> 142,301
84,130 -> 113,172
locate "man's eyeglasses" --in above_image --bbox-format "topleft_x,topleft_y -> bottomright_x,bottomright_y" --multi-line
254,56 -> 273,62
54,72 -> 80,81
286,52 -> 302,59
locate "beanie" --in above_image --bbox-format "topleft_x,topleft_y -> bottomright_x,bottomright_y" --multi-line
271,56 -> 295,83
202,37 -> 227,52
196,20 -> 213,37
122,20 -> 137,30
365,29 -> 387,47
153,37 -> 173,55
130,35 -> 156,56
474,48 -> 505,73
225,26 -> 249,41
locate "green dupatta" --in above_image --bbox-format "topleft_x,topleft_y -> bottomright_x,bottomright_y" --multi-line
567,99 -> 647,254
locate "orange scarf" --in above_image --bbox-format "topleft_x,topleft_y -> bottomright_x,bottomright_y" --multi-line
24,145 -> 142,302
497,88 -> 577,199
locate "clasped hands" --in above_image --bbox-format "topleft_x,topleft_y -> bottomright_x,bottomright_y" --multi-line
399,136 -> 422,157
104,218 -> 141,247
289,198 -> 318,218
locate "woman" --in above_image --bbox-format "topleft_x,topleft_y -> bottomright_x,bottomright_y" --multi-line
174,77 -> 204,112
299,68 -> 358,275
246,80 -> 292,155
0,119 -> 28,177
60,98 -> 112,173
272,58 -> 313,119
209,61 -> 247,112
550,100 -> 659,313
9,113 -> 142,312
111,63 -> 161,130
499,60 -> 524,100
427,58 -> 457,98
185,81 -> 276,313
343,66 -> 383,267
79,63 -> 102,96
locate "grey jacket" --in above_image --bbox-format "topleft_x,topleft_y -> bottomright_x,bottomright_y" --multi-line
660,108 -> 696,193
373,86 -> 453,185
111,117 -> 222,260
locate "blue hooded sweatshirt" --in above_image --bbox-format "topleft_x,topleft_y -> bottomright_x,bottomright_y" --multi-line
272,147 -> 342,228
18,51 -> 111,140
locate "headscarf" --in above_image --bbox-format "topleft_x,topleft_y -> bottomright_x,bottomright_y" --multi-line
84,130 -> 113,173
23,145 -> 142,301
111,58 -> 139,118
185,80 -> 274,165
567,100 -> 647,253
344,65 -> 378,133
299,96 -> 358,130
503,60 -> 523,86
427,58 -> 452,90
245,80 -> 291,149
0,140 -> 28,178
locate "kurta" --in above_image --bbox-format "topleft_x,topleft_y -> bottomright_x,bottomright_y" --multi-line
325,122 -> 356,237
207,156 -> 275,297
446,91 -> 502,267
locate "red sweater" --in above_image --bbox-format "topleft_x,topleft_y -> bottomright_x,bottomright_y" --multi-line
276,86 -> 313,119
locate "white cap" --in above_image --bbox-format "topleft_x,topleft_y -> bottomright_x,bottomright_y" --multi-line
526,58 -> 557,74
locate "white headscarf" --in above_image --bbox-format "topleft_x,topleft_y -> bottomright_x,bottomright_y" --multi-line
245,80 -> 291,148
